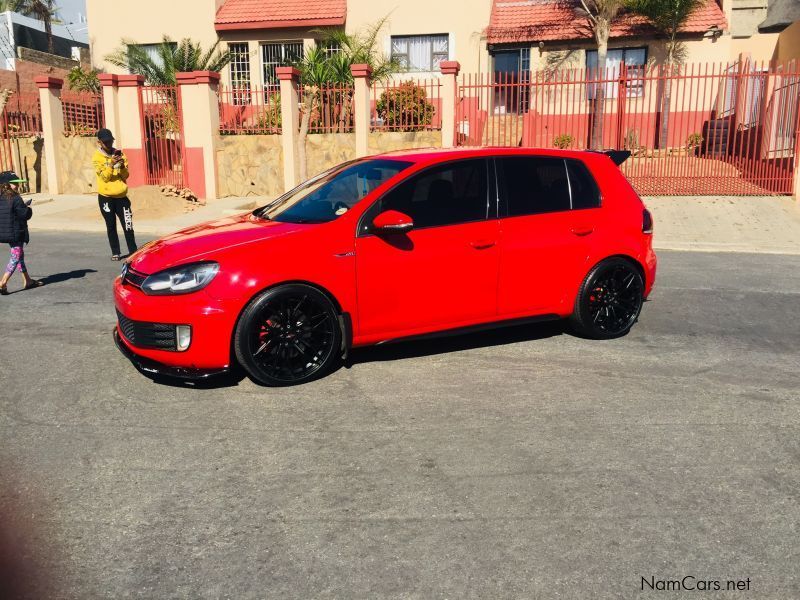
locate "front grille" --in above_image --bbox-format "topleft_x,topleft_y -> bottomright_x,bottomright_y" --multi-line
116,310 -> 177,351
122,267 -> 147,289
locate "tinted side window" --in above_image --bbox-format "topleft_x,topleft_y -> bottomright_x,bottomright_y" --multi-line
378,159 -> 488,229
499,157 -> 571,216
567,160 -> 601,210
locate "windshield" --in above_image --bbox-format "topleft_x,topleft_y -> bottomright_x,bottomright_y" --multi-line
256,159 -> 413,224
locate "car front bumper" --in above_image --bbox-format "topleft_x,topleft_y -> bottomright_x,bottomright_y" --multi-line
114,276 -> 242,372
113,327 -> 229,380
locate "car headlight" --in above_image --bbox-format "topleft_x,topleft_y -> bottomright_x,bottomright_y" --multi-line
141,262 -> 219,295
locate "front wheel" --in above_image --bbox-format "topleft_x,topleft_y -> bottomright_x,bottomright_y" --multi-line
234,284 -> 342,386
570,258 -> 644,339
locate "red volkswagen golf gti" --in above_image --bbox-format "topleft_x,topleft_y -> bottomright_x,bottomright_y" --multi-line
114,148 -> 656,386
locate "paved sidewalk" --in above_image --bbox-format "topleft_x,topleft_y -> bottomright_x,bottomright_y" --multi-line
24,192 -> 800,254
645,195 -> 800,255
26,193 -> 261,236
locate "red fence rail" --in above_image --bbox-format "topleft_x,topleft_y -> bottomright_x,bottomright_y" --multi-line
2,93 -> 42,137
457,61 -> 800,195
371,78 -> 442,132
61,90 -> 104,135
218,85 -> 281,134
302,82 -> 355,134
140,85 -> 185,188
0,93 -> 42,174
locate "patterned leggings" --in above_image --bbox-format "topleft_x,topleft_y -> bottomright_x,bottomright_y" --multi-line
5,244 -> 27,274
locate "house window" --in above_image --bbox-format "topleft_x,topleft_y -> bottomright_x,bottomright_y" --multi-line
228,42 -> 251,105
229,43 -> 251,87
586,47 -> 647,98
391,35 -> 449,72
261,41 -> 303,90
127,42 -> 176,72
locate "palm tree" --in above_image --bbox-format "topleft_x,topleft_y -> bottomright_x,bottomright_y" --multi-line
105,36 -> 232,85
17,0 -> 57,55
294,19 -> 400,180
575,0 -> 627,149
627,0 -> 706,148
0,1 -> 23,11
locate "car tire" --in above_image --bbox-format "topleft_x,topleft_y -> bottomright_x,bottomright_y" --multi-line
569,257 -> 645,339
234,284 -> 342,386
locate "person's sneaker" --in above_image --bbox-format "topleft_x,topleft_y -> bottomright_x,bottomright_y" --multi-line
111,254 -> 121,261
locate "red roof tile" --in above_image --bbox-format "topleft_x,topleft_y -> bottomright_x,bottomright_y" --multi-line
215,0 -> 346,31
487,0 -> 727,44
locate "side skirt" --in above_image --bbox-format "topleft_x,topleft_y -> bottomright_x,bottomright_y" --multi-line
373,314 -> 562,346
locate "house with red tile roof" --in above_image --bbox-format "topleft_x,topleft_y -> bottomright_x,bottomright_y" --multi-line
86,0 -> 790,89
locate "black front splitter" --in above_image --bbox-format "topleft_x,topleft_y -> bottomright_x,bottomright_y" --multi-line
113,327 -> 229,380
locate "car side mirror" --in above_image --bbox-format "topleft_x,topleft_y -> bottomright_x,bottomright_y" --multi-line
372,210 -> 414,233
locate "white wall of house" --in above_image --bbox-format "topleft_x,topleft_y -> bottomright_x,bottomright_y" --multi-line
86,0 -> 219,71
346,0 -> 492,76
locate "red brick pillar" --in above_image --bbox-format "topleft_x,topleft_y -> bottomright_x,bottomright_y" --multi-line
177,71 -> 221,199
440,61 -> 461,148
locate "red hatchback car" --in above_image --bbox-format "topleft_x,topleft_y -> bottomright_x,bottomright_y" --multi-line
114,148 -> 656,386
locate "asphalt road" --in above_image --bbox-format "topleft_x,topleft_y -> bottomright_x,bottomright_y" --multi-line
1,232 -> 799,599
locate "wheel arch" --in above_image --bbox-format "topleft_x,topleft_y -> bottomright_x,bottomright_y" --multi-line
569,253 -> 647,310
604,253 -> 646,282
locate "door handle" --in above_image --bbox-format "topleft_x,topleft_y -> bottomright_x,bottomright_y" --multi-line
470,240 -> 496,250
571,227 -> 594,236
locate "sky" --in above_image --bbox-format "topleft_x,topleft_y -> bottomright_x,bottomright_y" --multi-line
56,0 -> 87,26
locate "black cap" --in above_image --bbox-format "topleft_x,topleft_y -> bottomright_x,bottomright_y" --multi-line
97,128 -> 114,143
0,171 -> 26,184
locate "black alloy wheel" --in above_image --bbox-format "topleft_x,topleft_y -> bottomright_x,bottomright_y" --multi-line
570,258 -> 645,339
235,284 -> 342,386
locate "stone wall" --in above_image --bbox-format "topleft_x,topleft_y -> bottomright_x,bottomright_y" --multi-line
303,133 -> 357,178
213,130 -> 441,197
216,134 -> 284,199
57,136 -> 97,194
1,136 -> 47,193
368,131 -> 442,155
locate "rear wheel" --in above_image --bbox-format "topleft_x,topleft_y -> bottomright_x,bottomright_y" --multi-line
234,284 -> 342,386
570,258 -> 644,339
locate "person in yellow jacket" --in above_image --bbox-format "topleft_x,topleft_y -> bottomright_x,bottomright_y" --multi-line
93,128 -> 137,260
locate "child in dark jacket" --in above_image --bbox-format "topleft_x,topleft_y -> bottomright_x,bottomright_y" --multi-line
0,172 -> 41,295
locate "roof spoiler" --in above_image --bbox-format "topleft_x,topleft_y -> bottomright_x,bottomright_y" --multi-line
595,149 -> 631,166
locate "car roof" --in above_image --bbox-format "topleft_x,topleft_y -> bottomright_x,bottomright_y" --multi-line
371,146 -> 604,165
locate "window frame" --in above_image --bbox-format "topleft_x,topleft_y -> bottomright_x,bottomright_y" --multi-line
390,34 -> 450,72
227,42 -> 251,105
585,46 -> 648,99
260,40 -> 304,90
357,158 -> 495,236
494,155 -> 601,219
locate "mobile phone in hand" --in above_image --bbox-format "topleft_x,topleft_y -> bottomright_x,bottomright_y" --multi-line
24,199 -> 32,206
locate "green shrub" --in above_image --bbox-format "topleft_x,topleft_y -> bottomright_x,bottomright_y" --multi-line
686,132 -> 703,149
257,94 -> 282,131
376,81 -> 434,132
624,129 -> 640,150
552,133 -> 574,149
